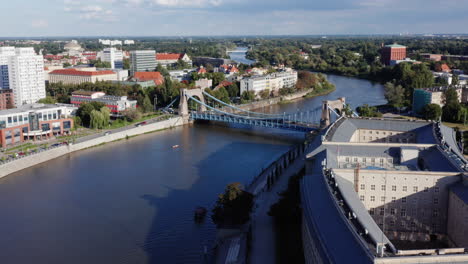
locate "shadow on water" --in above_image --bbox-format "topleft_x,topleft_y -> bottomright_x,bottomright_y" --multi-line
139,138 -> 293,264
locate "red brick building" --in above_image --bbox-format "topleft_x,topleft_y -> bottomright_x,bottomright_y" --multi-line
0,104 -> 75,148
0,89 -> 14,110
380,44 -> 407,66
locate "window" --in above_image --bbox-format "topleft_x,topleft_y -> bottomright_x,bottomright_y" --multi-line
413,186 -> 418,192
433,209 -> 438,217
381,185 -> 386,191
360,184 -> 365,190
401,208 -> 406,217
403,186 -> 407,192
370,196 -> 375,202
392,186 -> 396,191
424,187 -> 429,192
7,117 -> 12,123
380,208 -> 385,215
354,157 -> 358,162
392,197 -> 396,203
411,222 -> 416,229
390,208 -> 396,215
346,157 -> 350,162
369,131 -> 373,134
434,198 -> 439,205
435,187 -> 439,193
360,195 -> 364,201
383,132 -> 386,135
432,223 -> 438,231
363,158 -> 367,163
402,197 -> 407,203
381,196 -> 386,202
363,136 -> 366,140
370,208 -> 375,215
371,185 -> 375,190
390,220 -> 395,226
376,131 -> 380,135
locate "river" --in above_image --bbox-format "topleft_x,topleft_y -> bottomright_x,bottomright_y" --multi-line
0,52 -> 386,264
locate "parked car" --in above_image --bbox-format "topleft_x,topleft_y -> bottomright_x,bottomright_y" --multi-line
104,131 -> 111,136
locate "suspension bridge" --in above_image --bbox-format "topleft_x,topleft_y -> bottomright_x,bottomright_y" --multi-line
172,88 -> 355,132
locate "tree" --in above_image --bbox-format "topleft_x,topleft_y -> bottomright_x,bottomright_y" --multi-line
38,96 -> 57,104
442,87 -> 462,123
211,183 -> 253,227
211,72 -> 225,87
123,58 -> 130,70
63,62 -> 71,68
142,95 -> 153,113
384,82 -> 405,108
259,89 -> 270,99
452,74 -> 459,85
100,107 -> 110,127
241,90 -> 255,103
122,108 -> 142,121
76,102 -> 106,127
226,82 -> 239,98
356,104 -> 382,117
421,104 -> 442,121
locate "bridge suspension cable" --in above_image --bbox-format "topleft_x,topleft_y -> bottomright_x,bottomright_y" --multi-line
201,91 -> 286,118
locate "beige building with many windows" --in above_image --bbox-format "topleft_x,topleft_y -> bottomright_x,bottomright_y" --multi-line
48,68 -> 117,84
240,70 -> 298,97
301,117 -> 468,263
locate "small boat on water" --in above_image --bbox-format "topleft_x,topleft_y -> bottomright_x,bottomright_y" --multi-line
172,145 -> 180,149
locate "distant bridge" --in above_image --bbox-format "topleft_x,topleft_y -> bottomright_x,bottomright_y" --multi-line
177,88 -> 354,132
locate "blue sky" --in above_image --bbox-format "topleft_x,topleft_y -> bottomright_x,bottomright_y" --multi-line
2,0 -> 468,36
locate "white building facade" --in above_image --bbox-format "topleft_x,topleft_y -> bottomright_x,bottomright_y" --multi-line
102,48 -> 123,69
130,50 -> 157,75
0,47 -> 46,106
240,70 -> 298,96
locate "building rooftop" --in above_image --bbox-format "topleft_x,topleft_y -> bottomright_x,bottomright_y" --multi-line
49,69 -> 115,76
71,90 -> 104,96
0,103 -> 75,116
133,71 -> 164,85
156,53 -> 184,60
385,44 -> 406,48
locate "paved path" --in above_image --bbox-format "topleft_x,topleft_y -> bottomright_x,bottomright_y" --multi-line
249,155 -> 305,264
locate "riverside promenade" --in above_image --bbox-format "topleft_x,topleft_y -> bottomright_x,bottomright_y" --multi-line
0,116 -> 186,178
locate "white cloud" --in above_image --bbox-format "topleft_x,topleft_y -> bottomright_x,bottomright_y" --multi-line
150,0 -> 223,8
31,19 -> 48,28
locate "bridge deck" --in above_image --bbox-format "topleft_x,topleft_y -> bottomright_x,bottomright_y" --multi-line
190,112 -> 319,132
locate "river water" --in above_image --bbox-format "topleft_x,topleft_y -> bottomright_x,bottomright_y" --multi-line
0,51 -> 386,264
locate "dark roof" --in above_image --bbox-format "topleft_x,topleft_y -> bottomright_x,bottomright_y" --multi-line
450,182 -> 468,204
301,150 -> 375,263
419,147 -> 460,172
327,118 -> 435,143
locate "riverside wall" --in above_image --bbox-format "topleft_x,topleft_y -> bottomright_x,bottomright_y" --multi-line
220,89 -> 313,113
0,117 -> 185,178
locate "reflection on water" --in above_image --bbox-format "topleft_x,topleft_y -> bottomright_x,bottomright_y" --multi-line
0,73 -> 386,263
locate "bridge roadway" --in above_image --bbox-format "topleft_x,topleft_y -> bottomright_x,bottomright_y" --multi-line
189,111 -> 320,132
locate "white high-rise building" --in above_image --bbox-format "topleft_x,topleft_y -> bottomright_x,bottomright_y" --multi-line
0,47 -> 16,89
102,48 -> 123,69
0,47 -> 46,106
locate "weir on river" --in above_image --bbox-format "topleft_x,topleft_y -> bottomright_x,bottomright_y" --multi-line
0,48 -> 387,264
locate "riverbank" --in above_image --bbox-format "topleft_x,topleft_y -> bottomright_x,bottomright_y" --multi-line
0,117 -> 185,178
220,85 -> 335,114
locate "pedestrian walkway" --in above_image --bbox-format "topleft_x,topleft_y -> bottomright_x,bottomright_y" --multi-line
249,155 -> 305,264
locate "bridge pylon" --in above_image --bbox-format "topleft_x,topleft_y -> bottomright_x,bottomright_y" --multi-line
179,88 -> 207,119
320,97 -> 345,128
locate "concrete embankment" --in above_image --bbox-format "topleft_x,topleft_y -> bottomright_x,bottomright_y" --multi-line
0,117 -> 185,178
221,89 -> 314,113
